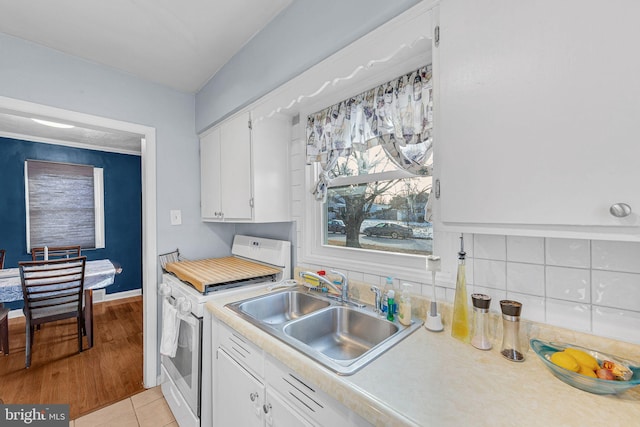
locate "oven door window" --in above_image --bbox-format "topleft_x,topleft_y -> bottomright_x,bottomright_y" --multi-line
162,309 -> 203,417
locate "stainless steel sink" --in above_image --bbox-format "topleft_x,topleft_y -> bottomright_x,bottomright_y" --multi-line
226,288 -> 423,375
233,290 -> 330,325
283,306 -> 398,360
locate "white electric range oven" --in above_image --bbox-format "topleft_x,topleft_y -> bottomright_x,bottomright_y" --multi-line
158,235 -> 291,427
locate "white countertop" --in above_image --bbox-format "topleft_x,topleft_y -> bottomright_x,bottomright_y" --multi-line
206,286 -> 640,427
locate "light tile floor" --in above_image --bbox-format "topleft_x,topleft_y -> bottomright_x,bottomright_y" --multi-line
71,386 -> 176,427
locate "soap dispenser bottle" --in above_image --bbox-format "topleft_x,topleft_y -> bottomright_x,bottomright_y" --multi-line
382,277 -> 393,315
398,283 -> 412,326
451,235 -> 471,343
386,290 -> 396,322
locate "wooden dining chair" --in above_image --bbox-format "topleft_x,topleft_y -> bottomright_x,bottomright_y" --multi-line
31,245 -> 81,261
19,256 -> 87,368
0,303 -> 9,355
0,249 -> 5,269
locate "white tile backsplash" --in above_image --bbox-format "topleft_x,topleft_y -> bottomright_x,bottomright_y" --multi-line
592,240 -> 640,274
592,306 -> 640,344
546,266 -> 591,303
506,236 -> 545,264
299,231 -> 640,345
545,238 -> 590,268
473,234 -> 506,260
463,233 -> 639,344
506,263 -> 545,296
473,259 -> 506,289
546,299 -> 591,332
592,270 -> 640,312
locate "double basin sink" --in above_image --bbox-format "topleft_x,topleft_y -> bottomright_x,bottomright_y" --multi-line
226,288 -> 423,375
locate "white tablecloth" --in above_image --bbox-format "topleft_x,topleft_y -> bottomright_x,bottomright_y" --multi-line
0,259 -> 117,302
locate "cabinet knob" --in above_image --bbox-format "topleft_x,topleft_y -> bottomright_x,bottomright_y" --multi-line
610,203 -> 632,218
249,392 -> 259,402
263,403 -> 272,414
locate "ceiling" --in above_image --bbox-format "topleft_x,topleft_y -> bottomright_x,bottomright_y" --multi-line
0,0 -> 292,153
0,0 -> 293,93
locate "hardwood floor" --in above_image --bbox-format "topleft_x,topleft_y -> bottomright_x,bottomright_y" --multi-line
0,296 -> 144,420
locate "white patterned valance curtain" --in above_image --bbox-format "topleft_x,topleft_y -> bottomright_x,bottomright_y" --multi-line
306,65 -> 433,202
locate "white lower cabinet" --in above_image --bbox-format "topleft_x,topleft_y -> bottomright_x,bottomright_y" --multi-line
265,388 -> 314,427
215,348 -> 264,427
212,321 -> 371,427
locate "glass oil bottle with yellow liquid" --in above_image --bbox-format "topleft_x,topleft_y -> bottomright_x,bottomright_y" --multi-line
451,234 -> 471,342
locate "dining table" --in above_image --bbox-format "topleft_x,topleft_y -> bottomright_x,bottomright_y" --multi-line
0,259 -> 121,348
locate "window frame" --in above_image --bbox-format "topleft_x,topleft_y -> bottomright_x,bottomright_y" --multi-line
24,160 -> 106,252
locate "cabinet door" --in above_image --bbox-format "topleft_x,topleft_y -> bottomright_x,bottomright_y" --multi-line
264,388 -> 314,427
220,112 -> 253,221
215,348 -> 264,427
200,128 -> 222,219
438,0 -> 640,231
250,114 -> 291,222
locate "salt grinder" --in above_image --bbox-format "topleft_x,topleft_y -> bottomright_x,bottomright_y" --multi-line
471,294 -> 492,350
499,300 -> 524,362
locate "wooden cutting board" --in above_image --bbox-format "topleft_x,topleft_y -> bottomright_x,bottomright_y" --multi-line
165,256 -> 281,292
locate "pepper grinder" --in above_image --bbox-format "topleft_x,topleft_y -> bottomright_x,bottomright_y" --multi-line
470,294 -> 492,350
499,300 -> 524,362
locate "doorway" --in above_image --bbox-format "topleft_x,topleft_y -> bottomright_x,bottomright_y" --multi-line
0,95 -> 158,388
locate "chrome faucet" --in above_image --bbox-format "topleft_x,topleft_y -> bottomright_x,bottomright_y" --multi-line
332,270 -> 348,303
299,270 -> 350,304
370,286 -> 382,314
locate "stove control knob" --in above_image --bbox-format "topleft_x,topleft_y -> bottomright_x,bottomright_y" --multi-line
177,298 -> 192,314
158,283 -> 171,297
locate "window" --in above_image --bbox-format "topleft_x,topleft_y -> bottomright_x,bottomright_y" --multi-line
25,160 -> 105,250
324,144 -> 432,255
306,65 -> 434,259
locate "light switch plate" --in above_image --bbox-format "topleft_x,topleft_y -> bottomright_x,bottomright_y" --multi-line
170,209 -> 182,225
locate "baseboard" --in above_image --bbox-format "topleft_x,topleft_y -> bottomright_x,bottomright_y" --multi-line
8,289 -> 142,319
102,289 -> 142,302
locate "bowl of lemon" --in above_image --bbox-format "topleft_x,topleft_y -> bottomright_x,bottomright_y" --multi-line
530,339 -> 640,394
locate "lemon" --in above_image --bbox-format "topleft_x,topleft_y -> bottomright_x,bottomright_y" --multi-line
578,365 -> 597,378
564,348 -> 599,371
550,351 -> 580,372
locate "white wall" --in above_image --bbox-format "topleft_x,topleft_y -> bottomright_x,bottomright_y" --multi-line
0,32 -> 232,260
195,0 -> 420,133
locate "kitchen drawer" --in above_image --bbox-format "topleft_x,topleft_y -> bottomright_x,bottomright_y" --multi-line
218,322 -> 264,378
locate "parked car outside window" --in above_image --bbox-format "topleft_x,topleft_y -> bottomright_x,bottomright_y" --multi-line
327,219 -> 346,234
363,222 -> 413,239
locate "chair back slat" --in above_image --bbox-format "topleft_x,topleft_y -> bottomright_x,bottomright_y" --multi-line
31,245 -> 81,261
19,257 -> 86,321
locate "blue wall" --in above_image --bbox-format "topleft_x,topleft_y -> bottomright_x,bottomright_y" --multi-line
0,136 -> 142,308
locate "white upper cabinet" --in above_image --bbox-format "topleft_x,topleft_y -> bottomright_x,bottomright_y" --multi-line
436,0 -> 640,239
200,111 -> 291,223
